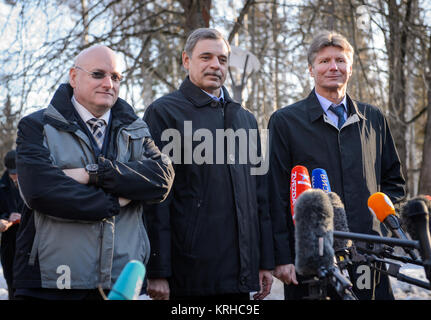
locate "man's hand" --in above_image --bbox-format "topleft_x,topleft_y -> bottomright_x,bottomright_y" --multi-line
0,219 -> 12,232
8,212 -> 21,224
63,168 -> 89,185
147,278 -> 170,300
273,264 -> 298,285
253,269 -> 273,300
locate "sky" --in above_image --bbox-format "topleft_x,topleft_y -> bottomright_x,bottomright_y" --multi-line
1,0 -> 431,117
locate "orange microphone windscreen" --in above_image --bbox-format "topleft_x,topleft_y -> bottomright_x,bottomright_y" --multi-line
367,192 -> 395,222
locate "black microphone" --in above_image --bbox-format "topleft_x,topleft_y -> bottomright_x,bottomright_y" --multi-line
294,189 -> 356,299
400,197 -> 431,284
311,169 -> 357,267
294,189 -> 334,276
327,192 -> 353,253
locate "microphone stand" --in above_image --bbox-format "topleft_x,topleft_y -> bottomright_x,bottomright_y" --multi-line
356,243 -> 423,267
302,266 -> 358,300
333,231 -> 420,250
362,254 -> 431,290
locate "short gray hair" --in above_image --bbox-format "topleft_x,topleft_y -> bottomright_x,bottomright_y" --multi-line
307,30 -> 354,66
184,28 -> 231,57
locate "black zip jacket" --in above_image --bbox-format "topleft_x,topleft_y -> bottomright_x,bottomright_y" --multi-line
143,77 -> 274,296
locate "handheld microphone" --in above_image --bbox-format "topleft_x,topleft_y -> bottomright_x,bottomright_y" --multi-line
368,192 -> 418,261
400,197 -> 431,284
294,189 -> 334,276
312,168 -> 331,193
107,260 -> 146,300
290,165 -> 311,223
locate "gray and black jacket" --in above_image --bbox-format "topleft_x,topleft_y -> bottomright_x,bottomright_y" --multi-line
14,83 -> 174,290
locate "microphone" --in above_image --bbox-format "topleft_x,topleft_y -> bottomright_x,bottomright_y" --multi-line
400,197 -> 431,284
290,165 -> 311,223
312,168 -> 331,193
310,169 -> 354,260
294,189 -> 356,299
107,260 -> 146,300
327,192 -> 354,254
294,189 -> 334,276
368,192 -> 418,261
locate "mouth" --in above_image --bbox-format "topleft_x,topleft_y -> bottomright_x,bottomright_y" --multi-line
96,92 -> 114,97
204,73 -> 222,80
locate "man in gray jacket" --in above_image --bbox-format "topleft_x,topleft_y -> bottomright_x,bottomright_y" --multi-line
13,45 -> 174,300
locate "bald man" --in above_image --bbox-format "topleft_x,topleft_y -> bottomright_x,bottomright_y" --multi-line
13,45 -> 174,300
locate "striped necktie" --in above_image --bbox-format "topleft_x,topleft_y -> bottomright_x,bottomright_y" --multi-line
87,118 -> 106,149
329,104 -> 346,129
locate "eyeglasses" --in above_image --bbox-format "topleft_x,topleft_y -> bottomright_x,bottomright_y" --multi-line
74,65 -> 124,82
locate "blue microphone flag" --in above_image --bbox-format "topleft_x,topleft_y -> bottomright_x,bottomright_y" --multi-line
312,168 -> 331,193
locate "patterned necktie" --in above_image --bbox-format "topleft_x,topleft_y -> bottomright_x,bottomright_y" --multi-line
87,118 -> 106,149
329,104 -> 346,129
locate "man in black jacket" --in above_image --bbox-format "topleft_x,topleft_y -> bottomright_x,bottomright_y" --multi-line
267,30 -> 405,300
0,150 -> 23,299
143,28 -> 274,300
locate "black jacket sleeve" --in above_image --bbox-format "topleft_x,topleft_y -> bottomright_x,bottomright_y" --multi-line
16,113 -> 121,221
379,114 -> 406,204
142,103 -> 174,279
96,135 -> 174,204
267,111 -> 295,265
253,119 -> 275,271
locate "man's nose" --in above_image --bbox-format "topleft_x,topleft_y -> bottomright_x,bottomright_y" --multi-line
101,74 -> 114,88
329,59 -> 338,70
209,57 -> 221,69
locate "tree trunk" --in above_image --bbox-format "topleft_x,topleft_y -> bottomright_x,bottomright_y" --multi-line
179,0 -> 212,35
419,32 -> 431,195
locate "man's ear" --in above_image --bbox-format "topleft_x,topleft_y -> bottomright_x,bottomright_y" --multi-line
182,51 -> 190,71
308,64 -> 314,78
69,68 -> 77,88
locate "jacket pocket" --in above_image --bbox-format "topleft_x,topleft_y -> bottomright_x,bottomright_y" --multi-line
32,211 -> 104,289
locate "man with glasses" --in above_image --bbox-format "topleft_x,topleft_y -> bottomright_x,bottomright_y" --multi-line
13,45 -> 174,300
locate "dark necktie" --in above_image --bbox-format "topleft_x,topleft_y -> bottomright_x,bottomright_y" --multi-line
329,104 -> 346,129
87,118 -> 106,149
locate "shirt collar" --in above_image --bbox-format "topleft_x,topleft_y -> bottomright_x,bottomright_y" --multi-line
315,91 -> 347,113
201,88 -> 224,102
71,95 -> 111,124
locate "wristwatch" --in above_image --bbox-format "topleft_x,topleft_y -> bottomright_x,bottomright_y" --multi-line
85,163 -> 99,185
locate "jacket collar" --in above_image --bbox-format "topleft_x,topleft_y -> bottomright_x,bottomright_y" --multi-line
44,83 -> 139,131
307,89 -> 366,123
179,76 -> 235,107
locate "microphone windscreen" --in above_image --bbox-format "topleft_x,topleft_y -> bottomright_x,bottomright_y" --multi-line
295,189 -> 334,276
400,196 -> 430,241
107,260 -> 146,300
368,192 -> 395,222
312,168 -> 331,193
290,165 -> 311,222
328,192 -> 353,251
